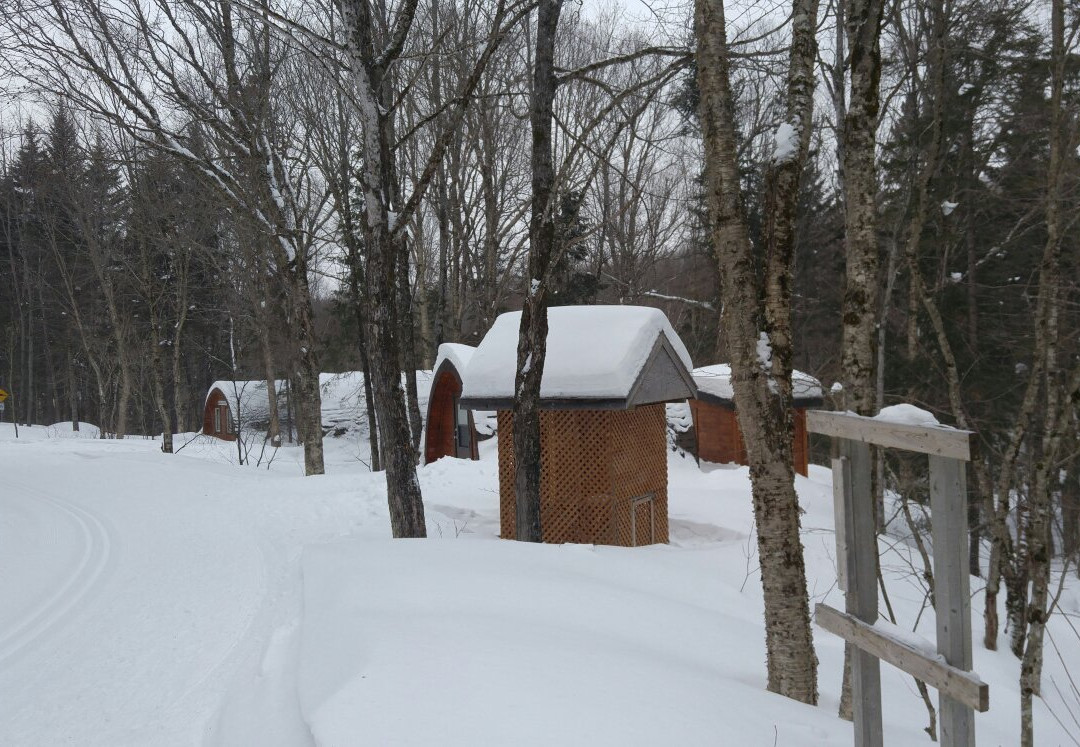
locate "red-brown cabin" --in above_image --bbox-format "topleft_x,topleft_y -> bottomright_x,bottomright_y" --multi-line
202,379 -> 280,441
688,364 -> 823,476
459,306 -> 696,547
423,344 -> 480,463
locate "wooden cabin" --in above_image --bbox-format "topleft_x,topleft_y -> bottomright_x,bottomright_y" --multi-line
203,371 -> 425,442
459,306 -> 696,547
423,343 -> 479,463
203,385 -> 237,440
202,380 -> 281,441
688,364 -> 823,476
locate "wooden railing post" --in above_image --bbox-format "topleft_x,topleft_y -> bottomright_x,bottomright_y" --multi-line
929,455 -> 975,747
840,438 -> 883,747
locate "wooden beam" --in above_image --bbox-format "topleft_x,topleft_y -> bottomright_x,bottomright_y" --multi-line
930,455 -> 978,745
839,438 -> 882,747
807,411 -> 975,461
815,603 -> 989,713
831,456 -> 850,592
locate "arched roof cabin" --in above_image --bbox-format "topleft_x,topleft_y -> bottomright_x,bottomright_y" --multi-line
423,344 -> 480,463
202,379 -> 281,441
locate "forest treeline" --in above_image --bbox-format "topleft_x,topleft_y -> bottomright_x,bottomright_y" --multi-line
1,0 -> 1078,742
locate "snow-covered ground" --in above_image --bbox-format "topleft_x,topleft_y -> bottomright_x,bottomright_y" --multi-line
2,421 -> 1078,746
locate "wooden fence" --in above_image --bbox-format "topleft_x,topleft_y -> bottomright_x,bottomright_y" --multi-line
807,410 -> 989,747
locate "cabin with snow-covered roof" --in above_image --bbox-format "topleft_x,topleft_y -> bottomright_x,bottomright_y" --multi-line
204,371 -> 433,442
459,305 -> 695,547
687,364 -> 823,475
203,379 -> 284,440
423,343 -> 480,463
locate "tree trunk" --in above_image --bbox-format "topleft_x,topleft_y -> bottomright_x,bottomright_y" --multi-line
1019,4 -> 1068,742
1063,458 -> 1079,565
172,320 -> 187,433
695,0 -> 820,704
360,339 -> 381,471
340,0 -> 426,536
149,326 -> 173,453
24,297 -> 34,427
292,273 -> 325,475
840,0 -> 887,417
512,0 -> 563,544
259,325 -> 282,447
349,253 -> 382,472
66,338 -> 79,430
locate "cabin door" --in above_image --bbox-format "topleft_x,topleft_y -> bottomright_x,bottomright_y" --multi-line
453,397 -> 471,459
630,493 -> 656,546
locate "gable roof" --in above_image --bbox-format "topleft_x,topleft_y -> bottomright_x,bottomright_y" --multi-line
458,305 -> 695,410
692,364 -> 824,408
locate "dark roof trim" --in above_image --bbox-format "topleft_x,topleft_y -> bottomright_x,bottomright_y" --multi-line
457,396 -> 633,411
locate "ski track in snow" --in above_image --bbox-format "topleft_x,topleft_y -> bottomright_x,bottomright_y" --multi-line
0,482 -> 114,667
0,441 -> 278,746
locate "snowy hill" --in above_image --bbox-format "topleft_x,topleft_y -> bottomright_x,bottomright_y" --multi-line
1,423 -> 1077,745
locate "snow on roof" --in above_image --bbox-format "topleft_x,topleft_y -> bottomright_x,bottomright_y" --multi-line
319,372 -> 366,433
692,364 -> 823,403
460,305 -> 693,402
320,371 -> 434,434
433,343 -> 476,377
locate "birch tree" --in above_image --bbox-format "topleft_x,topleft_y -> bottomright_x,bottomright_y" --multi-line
336,0 -> 530,535
695,0 -> 820,703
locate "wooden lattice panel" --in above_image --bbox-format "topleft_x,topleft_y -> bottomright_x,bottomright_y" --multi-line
496,405 -> 668,546
497,411 -> 516,540
608,405 -> 668,545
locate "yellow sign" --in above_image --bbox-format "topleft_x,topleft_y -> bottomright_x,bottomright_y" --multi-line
0,389 -> 8,403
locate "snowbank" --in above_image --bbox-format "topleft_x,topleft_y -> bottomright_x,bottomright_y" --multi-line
299,539 -> 839,745
2,419 -> 1077,746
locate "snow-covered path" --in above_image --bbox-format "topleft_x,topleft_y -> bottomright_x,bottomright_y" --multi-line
0,434 -> 366,746
0,480 -> 114,669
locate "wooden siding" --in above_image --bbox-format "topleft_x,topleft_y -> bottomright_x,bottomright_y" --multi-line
424,364 -> 478,463
690,400 -> 810,476
202,388 -> 237,441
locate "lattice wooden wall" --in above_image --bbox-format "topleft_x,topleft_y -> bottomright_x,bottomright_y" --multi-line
497,405 -> 668,546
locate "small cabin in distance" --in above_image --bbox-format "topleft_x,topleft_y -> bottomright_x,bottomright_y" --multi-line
203,372 -> 381,442
423,343 -> 479,463
689,364 -> 823,476
202,380 -> 282,441
459,305 -> 696,547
